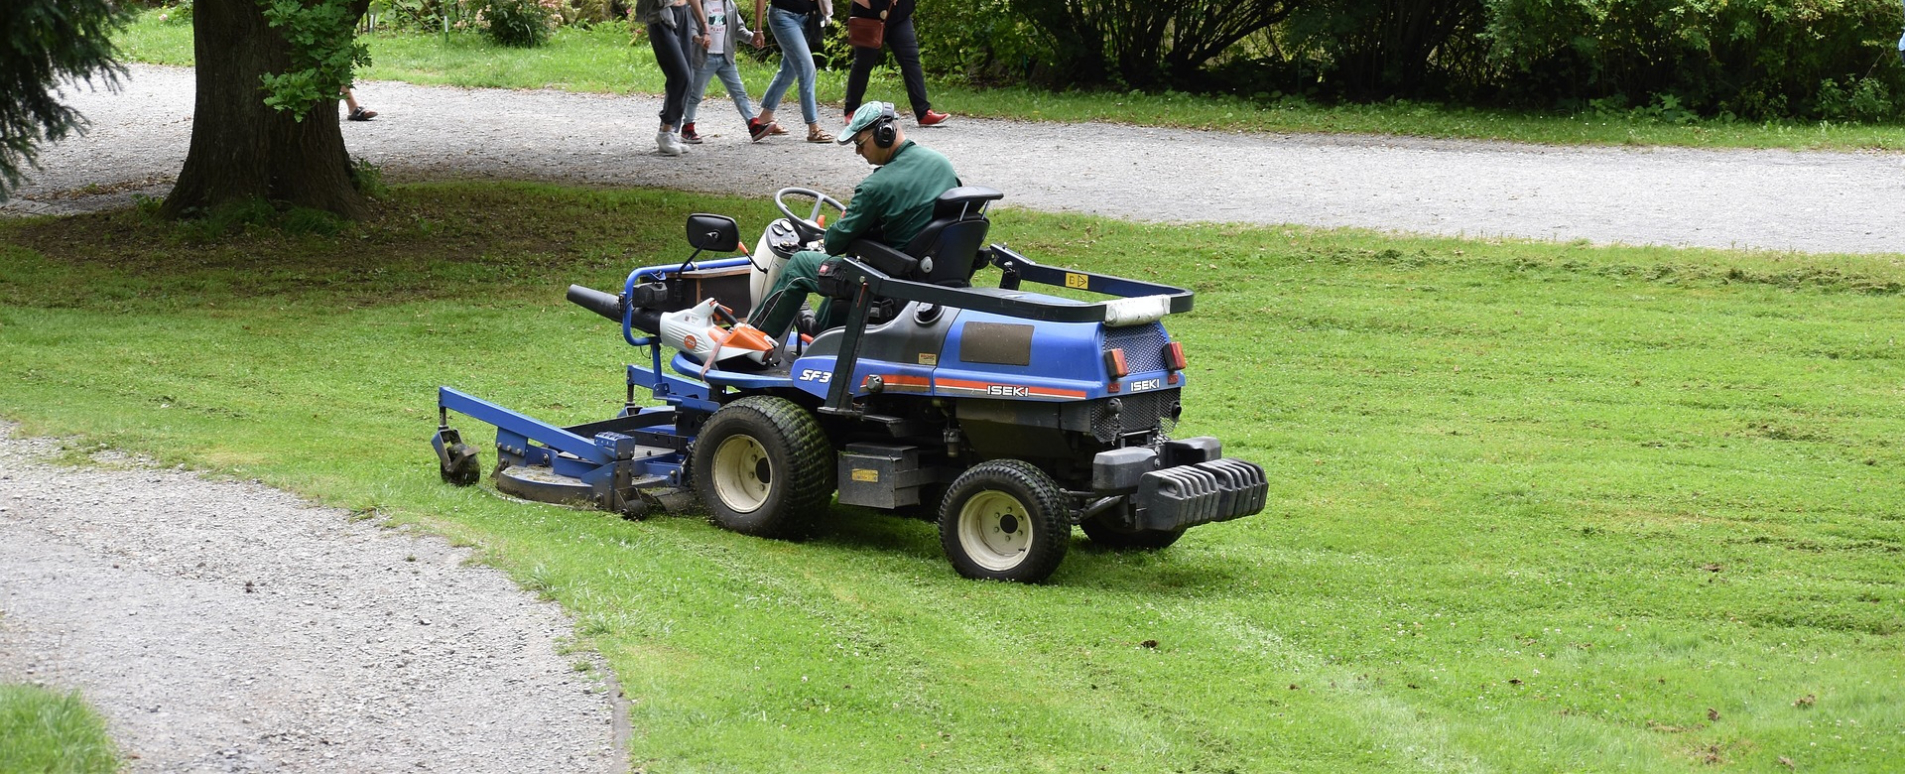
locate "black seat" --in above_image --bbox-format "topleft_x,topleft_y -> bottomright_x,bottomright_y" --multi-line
904,186 -> 1004,286
848,186 -> 1003,287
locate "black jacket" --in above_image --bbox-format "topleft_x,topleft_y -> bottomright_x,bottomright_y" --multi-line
847,0 -> 911,26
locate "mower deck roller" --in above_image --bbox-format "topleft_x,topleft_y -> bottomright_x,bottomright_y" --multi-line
434,193 -> 1266,582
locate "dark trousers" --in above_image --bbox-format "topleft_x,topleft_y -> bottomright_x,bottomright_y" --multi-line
843,16 -> 931,119
648,5 -> 694,129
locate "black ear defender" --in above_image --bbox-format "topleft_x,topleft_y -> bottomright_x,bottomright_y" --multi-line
872,102 -> 899,148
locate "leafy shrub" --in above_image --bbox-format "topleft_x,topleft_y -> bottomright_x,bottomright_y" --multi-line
1815,76 -> 1896,121
909,0 -> 1044,85
154,0 -> 193,24
1011,0 -> 1301,88
379,0 -> 451,32
258,0 -> 370,117
906,0 -> 1904,120
1482,0 -> 1905,119
550,0 -> 604,27
475,0 -> 560,47
1284,0 -> 1489,98
901,0 -> 1296,89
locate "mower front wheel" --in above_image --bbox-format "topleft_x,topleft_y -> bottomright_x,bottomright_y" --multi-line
938,460 -> 1070,583
691,396 -> 835,539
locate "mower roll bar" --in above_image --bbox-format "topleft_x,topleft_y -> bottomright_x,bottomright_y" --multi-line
828,244 -> 1193,324
987,245 -> 1194,316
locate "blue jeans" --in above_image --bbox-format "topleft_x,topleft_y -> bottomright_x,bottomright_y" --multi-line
686,55 -> 755,125
761,7 -> 818,126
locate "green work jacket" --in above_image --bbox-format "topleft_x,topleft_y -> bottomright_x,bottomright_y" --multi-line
822,141 -> 960,256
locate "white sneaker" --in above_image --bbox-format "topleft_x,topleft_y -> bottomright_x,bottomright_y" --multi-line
656,131 -> 683,156
671,133 -> 692,153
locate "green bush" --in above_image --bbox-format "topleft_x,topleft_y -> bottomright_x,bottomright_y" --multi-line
909,0 -> 1044,85
903,0 -> 1905,120
475,0 -> 557,47
379,0 -> 452,32
1815,75 -> 1897,121
1482,0 -> 1905,119
156,0 -> 193,24
905,0 -> 1295,89
1284,0 -> 1489,98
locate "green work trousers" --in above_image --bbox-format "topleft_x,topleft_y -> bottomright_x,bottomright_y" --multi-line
750,250 -> 846,337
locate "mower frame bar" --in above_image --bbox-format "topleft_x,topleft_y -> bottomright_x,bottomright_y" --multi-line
437,386 -> 613,466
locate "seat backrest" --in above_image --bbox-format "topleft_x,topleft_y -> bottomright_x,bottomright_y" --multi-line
902,186 -> 1004,286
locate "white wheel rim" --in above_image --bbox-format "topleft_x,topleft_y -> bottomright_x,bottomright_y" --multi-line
711,435 -> 771,513
957,490 -> 1033,571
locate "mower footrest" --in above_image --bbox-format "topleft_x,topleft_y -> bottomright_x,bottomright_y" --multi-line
1132,458 -> 1268,531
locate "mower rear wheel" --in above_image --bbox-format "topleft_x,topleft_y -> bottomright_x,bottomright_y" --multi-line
1080,514 -> 1184,550
938,460 -> 1069,583
692,396 -> 834,538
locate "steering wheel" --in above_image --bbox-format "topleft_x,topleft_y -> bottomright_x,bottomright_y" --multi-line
774,187 -> 847,244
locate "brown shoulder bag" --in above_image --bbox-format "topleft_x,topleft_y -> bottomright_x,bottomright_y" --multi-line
847,0 -> 885,48
847,15 -> 884,48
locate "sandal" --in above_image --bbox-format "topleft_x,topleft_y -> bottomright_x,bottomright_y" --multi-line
768,123 -> 788,135
806,128 -> 836,143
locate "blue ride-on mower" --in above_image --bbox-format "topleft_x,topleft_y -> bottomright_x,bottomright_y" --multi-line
432,186 -> 1266,583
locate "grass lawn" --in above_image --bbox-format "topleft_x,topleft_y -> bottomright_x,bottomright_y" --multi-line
0,684 -> 120,773
2,183 -> 1902,772
112,12 -> 1905,151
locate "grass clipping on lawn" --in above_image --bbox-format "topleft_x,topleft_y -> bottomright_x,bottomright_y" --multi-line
2,182 -> 1903,773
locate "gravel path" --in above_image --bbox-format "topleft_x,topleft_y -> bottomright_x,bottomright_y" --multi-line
7,64 -> 1904,254
0,427 -> 624,773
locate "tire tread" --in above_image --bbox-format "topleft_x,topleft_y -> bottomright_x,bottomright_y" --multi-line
937,459 -> 1070,583
693,395 -> 834,538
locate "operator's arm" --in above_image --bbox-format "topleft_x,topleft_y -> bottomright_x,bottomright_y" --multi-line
823,179 -> 883,255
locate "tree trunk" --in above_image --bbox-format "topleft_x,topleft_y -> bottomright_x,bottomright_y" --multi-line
161,0 -> 366,220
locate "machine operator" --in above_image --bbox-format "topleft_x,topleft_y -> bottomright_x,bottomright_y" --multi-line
748,101 -> 961,338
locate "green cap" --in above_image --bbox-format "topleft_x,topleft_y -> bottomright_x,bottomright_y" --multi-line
840,101 -> 895,145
